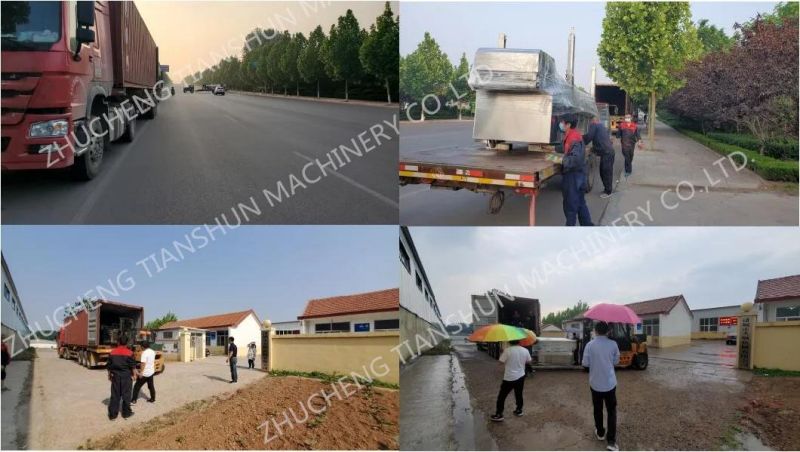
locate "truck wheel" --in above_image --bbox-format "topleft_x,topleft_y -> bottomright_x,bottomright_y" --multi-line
634,353 -> 648,370
142,102 -> 158,120
119,118 -> 137,143
88,352 -> 97,368
78,350 -> 85,366
72,115 -> 106,181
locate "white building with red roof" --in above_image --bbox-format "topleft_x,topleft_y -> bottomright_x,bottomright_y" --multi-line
754,274 -> 800,322
298,288 -> 400,334
626,295 -> 693,348
157,309 -> 261,358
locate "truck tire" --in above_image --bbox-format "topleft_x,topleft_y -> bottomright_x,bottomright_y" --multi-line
142,102 -> 158,120
119,117 -> 136,143
72,113 -> 106,181
88,352 -> 97,368
634,353 -> 648,370
78,350 -> 85,366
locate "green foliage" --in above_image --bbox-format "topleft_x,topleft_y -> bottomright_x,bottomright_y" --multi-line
541,301 -> 590,329
706,132 -> 799,161
696,19 -> 735,54
144,312 -> 177,331
598,2 -> 702,99
325,9 -> 365,99
281,32 -> 306,95
360,2 -> 399,103
298,25 -> 327,96
400,32 -> 453,119
268,369 -> 399,389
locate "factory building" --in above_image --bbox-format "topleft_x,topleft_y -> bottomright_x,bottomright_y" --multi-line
2,254 -> 32,355
690,305 -> 741,340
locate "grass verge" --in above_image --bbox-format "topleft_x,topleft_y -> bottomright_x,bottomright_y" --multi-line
268,369 -> 399,390
753,367 -> 800,377
12,348 -> 37,361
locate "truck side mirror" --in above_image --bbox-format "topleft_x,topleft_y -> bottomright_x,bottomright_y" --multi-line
76,28 -> 95,46
77,1 -> 95,27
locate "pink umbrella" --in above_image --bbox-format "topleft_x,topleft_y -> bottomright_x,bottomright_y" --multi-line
583,303 -> 641,324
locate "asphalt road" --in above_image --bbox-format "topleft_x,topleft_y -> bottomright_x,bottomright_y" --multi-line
400,120 -> 798,226
2,92 -> 398,224
400,120 -> 625,226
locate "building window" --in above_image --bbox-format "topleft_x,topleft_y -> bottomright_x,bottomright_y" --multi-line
3,284 -> 10,301
162,331 -> 173,339
374,319 -> 400,331
416,272 -> 423,292
776,305 -> 800,321
642,318 -> 659,337
215,330 -> 229,347
315,322 -> 351,333
700,317 -> 719,332
354,322 -> 371,332
275,329 -> 300,335
400,241 -> 411,274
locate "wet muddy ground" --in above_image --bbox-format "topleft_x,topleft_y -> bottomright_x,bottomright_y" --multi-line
452,340 -> 798,451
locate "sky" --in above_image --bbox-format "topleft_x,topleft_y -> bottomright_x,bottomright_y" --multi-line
1,226 -> 397,332
136,1 -> 398,81
407,227 -> 800,322
400,1 -> 778,90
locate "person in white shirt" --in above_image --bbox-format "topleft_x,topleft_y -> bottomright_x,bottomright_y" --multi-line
247,343 -> 257,369
582,321 -> 620,451
490,339 -> 532,422
131,341 -> 156,404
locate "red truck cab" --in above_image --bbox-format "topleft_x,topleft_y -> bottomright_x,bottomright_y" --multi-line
2,1 -> 160,179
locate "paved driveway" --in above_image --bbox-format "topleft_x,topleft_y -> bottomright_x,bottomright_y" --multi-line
649,340 -> 738,367
28,349 -> 265,449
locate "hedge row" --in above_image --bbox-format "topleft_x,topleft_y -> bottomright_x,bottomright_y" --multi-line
706,132 -> 799,161
682,130 -> 798,182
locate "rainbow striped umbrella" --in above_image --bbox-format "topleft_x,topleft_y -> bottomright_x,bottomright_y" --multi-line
519,328 -> 538,347
468,323 -> 528,343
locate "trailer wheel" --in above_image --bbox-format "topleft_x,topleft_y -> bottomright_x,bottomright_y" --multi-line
485,140 -> 501,150
77,350 -> 84,366
142,102 -> 158,120
119,117 -> 136,143
488,191 -> 505,214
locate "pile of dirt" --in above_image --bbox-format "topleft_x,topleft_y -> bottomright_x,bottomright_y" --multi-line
737,376 -> 800,450
82,375 -> 398,450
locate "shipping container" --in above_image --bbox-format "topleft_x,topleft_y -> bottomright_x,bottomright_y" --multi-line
110,1 -> 159,89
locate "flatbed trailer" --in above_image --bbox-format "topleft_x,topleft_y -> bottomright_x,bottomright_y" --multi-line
399,142 -> 596,226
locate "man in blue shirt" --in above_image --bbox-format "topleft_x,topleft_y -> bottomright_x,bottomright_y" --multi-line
582,321 -> 620,451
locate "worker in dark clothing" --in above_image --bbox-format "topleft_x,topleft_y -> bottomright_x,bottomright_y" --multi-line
226,337 -> 238,383
583,117 -> 616,198
107,335 -> 138,420
616,114 -> 642,177
559,114 -> 593,226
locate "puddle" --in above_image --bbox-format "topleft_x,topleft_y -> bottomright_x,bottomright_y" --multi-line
736,432 -> 772,451
451,354 -> 498,451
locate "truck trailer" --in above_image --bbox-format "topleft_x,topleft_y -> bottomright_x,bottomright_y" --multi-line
1,1 -> 164,179
472,290 -> 541,359
593,84 -> 631,132
58,299 -> 164,372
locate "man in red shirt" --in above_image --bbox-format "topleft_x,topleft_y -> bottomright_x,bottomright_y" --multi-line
559,114 -> 593,226
616,114 -> 643,177
107,335 -> 138,420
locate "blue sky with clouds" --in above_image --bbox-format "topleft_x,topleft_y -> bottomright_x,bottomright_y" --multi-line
400,1 -> 778,90
407,227 -> 800,321
2,226 -> 397,332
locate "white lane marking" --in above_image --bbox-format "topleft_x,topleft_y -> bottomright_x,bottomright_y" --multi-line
292,151 -> 398,208
70,119 -> 152,224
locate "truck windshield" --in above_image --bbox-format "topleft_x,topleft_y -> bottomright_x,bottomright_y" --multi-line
1,1 -> 61,51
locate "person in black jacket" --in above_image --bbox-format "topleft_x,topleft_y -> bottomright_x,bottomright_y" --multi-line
107,335 -> 138,420
616,115 -> 643,177
583,117 -> 616,198
559,114 -> 594,226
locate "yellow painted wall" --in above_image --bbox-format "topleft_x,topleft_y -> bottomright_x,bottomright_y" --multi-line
271,332 -> 400,384
691,331 -> 727,340
753,321 -> 800,371
653,335 -> 691,348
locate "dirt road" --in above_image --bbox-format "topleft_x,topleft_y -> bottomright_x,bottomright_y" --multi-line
454,341 -> 763,450
29,349 -> 264,449
84,375 -> 399,450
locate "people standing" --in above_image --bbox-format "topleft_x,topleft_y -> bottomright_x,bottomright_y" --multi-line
616,114 -> 643,177
490,339 -> 532,422
1,340 -> 10,391
247,342 -> 256,369
107,335 -> 137,420
226,337 -> 238,383
559,114 -> 594,226
581,321 -> 621,451
583,116 -> 616,198
131,340 -> 156,404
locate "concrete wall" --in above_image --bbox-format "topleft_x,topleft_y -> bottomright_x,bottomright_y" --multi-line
757,298 -> 800,322
691,331 -> 727,340
659,301 -> 692,347
301,311 -> 399,334
2,260 -> 30,354
229,313 -> 262,358
753,320 -> 800,371
399,307 -> 447,364
270,331 -> 399,384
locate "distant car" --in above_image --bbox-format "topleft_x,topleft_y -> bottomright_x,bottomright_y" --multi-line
213,85 -> 226,96
726,334 -> 737,345
183,85 -> 194,93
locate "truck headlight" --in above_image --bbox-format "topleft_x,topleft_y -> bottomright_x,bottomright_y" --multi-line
29,119 -> 69,138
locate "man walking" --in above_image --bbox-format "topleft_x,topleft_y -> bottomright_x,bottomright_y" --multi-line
107,335 -> 137,420
131,340 -> 156,404
559,114 -> 593,226
616,114 -> 643,177
583,116 -> 616,198
490,339 -> 531,422
582,321 -> 620,451
226,337 -> 238,383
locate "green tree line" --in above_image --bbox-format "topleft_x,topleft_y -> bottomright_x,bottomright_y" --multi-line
184,3 -> 398,103
541,301 -> 590,329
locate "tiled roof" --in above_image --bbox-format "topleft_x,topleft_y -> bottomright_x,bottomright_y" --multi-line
755,274 -> 800,303
299,288 -> 399,319
159,310 -> 256,330
626,295 -> 685,316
